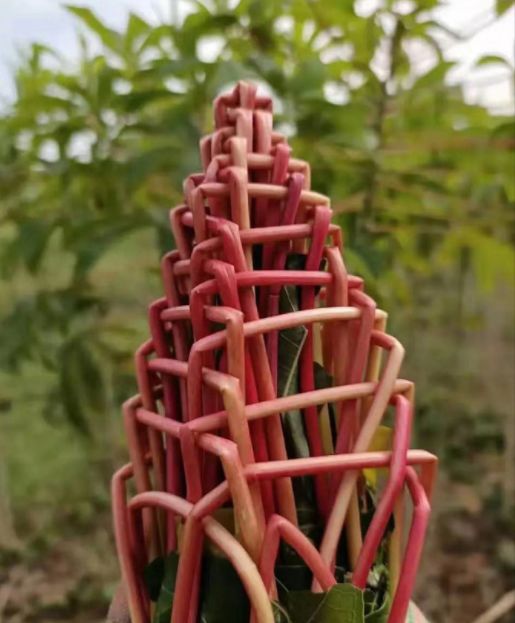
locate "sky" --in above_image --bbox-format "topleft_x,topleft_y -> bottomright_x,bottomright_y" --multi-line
0,0 -> 513,114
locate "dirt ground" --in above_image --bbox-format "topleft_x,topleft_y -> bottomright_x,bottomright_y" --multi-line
0,522 -> 116,623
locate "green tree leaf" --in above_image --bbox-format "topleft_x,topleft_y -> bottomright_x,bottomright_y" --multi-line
65,5 -> 122,53
475,54 -> 511,68
496,0 -> 514,16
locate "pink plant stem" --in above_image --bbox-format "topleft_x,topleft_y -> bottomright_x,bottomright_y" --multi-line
203,255 -> 298,526
123,373 -> 425,576
122,396 -> 161,558
128,400 -> 263,621
338,289 -> 377,455
134,339 -> 166,494
194,306 -> 273,516
182,306 -> 377,368
160,250 -> 192,360
352,393 -> 412,587
147,299 -> 191,526
337,288 -> 377,566
137,342 -> 176,548
199,180 -> 328,207
263,172 -> 304,382
261,169 -> 301,275
203,151 -> 311,197
169,205 -> 194,259
127,489 -> 274,623
188,446 -> 436,623
177,307 -> 385,447
198,432 -> 263,560
175,432 -> 260,622
387,468 -> 431,623
171,514 -> 204,623
246,450 -> 436,482
187,226 -> 270,416
318,332 -> 405,577
191,259 -> 274,515
146,359 -> 264,559
299,205 -> 332,518
258,514 -> 336,597
252,105 -> 276,225
202,260 -> 268,468
178,208 -> 343,252
189,288 -> 236,489
193,451 -> 434,621
226,157 -> 253,267
322,247 -> 349,377
179,449 -> 436,520
112,463 -> 148,623
256,144 -> 290,260
190,379 -> 409,437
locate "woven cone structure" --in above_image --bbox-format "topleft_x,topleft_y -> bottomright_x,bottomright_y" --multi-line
111,81 -> 436,623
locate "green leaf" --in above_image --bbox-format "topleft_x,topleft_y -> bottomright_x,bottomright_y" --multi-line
496,0 -> 513,16
278,284 -> 308,397
151,552 -> 180,623
475,54 -> 511,68
71,215 -> 148,279
2,217 -> 55,273
58,335 -> 112,435
491,119 -> 515,140
65,5 -> 121,52
470,233 -> 515,292
198,551 -> 251,623
278,255 -> 310,461
277,582 -> 389,623
59,341 -> 94,434
126,13 -> 151,50
279,583 -> 365,623
0,297 -> 41,369
116,88 -> 179,113
364,590 -> 389,622
343,247 -> 376,288
144,551 -> 250,623
411,61 -> 454,91
143,554 -> 168,602
124,145 -> 182,191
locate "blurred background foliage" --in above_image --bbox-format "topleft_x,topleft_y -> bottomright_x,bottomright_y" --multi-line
0,1 -> 513,621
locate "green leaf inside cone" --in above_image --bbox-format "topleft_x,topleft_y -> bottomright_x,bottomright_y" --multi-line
276,583 -> 388,623
278,254 -> 310,463
144,549 -> 388,623
145,550 -> 250,623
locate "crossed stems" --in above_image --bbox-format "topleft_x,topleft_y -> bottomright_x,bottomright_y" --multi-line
124,327 -> 415,622
154,255 -> 396,533
159,252 -> 349,524
142,299 -> 399,514
113,440 -> 435,623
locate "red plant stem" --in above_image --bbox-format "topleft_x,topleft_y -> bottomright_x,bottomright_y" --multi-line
352,393 -> 412,588
318,332 -> 405,574
387,467 -> 431,623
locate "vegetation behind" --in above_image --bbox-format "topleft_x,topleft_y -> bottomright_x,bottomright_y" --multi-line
0,1 -> 513,621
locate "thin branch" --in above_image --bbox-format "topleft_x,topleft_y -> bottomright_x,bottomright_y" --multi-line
362,18 -> 404,219
471,591 -> 515,623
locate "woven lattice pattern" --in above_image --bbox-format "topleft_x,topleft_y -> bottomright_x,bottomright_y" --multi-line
111,82 -> 436,623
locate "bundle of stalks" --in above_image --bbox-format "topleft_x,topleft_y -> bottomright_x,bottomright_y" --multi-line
110,82 -> 435,623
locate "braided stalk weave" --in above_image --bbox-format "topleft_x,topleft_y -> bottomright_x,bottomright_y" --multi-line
110,82 -> 435,623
